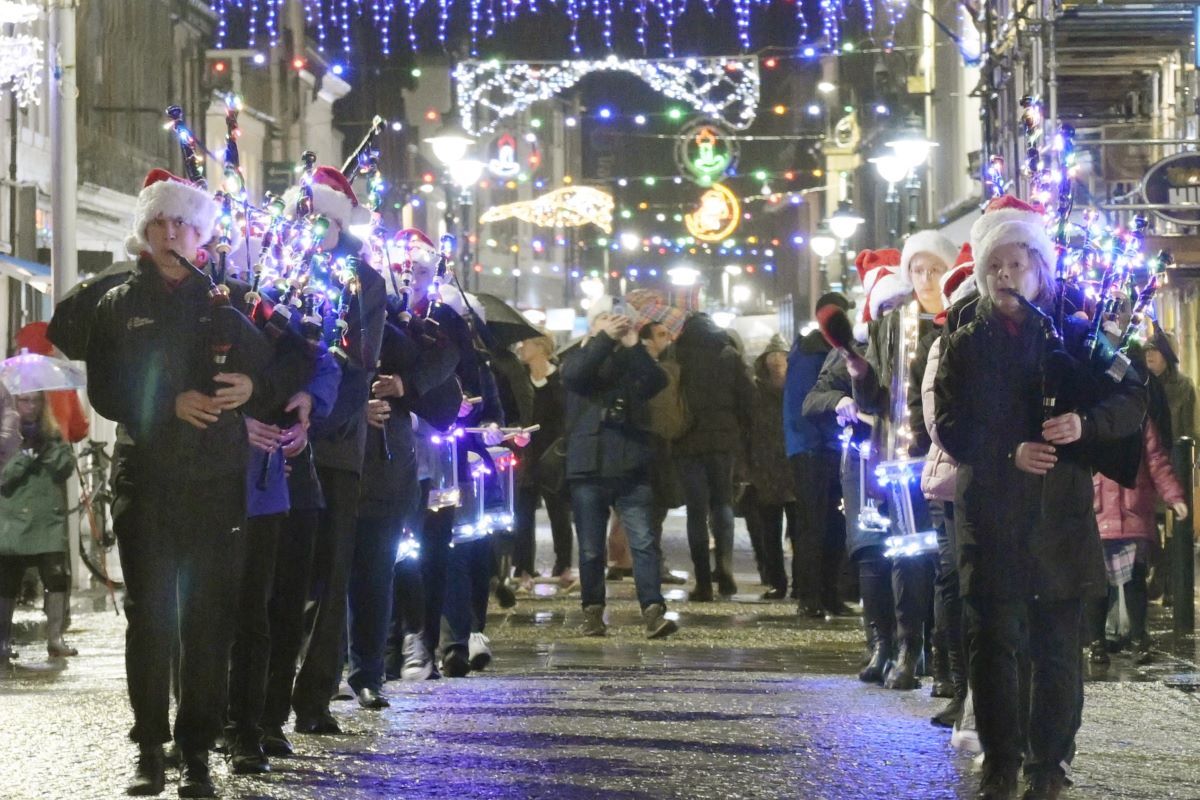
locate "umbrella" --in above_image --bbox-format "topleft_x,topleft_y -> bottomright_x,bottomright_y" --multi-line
0,352 -> 87,396
46,259 -> 139,359
473,293 -> 543,348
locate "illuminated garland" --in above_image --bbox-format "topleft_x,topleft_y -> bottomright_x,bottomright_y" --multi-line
0,2 -> 42,107
478,186 -> 614,233
455,56 -> 760,136
211,1 -> 910,57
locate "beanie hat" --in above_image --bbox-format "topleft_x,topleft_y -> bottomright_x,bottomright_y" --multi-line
969,195 -> 1055,296
284,165 -> 372,231
900,229 -> 958,286
940,243 -> 977,305
586,294 -> 615,326
854,248 -> 902,285
125,169 -> 220,256
814,291 -> 852,314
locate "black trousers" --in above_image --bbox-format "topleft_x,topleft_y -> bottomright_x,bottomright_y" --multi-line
966,595 -> 1082,776
893,553 -> 936,649
790,452 -> 846,609
0,551 -> 70,597
291,467 -> 360,719
116,476 -> 244,750
348,515 -> 404,693
512,485 -> 573,577
227,513 -> 284,736
856,546 -> 895,646
444,535 -> 494,653
931,501 -> 966,688
743,488 -> 799,594
417,498 -> 455,657
261,509 -> 318,729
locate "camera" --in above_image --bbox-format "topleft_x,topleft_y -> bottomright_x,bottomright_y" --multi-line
601,396 -> 628,427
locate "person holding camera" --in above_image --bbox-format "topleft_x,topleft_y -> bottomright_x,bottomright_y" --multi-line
562,306 -> 678,639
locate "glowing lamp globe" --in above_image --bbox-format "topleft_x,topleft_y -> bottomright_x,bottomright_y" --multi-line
668,266 -> 699,287
448,158 -> 485,188
425,119 -> 475,166
828,207 -> 865,241
810,228 -> 838,259
885,135 -> 938,171
870,154 -> 909,185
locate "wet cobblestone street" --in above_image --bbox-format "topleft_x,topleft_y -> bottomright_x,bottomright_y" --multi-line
4,525 -> 1200,799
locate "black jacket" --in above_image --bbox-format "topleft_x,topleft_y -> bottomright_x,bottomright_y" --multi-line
86,259 -> 271,482
935,303 -> 1147,601
672,315 -> 754,458
561,333 -> 667,481
310,251 -> 387,475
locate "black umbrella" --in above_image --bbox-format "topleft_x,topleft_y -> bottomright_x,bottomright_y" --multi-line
47,259 -> 139,359
474,293 -> 543,348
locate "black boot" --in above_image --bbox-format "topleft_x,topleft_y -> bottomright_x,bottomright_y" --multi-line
976,760 -> 1020,800
229,729 -> 270,775
179,749 -> 216,798
126,744 -> 166,796
884,640 -> 920,690
932,632 -> 968,727
858,626 -> 891,684
929,645 -> 953,698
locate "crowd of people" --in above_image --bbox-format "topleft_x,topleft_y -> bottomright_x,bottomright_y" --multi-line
0,162 -> 1194,800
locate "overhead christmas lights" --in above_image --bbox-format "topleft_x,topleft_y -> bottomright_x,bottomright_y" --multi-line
0,2 -> 41,107
478,186 -> 615,233
454,56 -> 760,136
684,183 -> 741,243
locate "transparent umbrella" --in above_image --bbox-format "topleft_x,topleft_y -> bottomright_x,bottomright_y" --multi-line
0,351 -> 87,396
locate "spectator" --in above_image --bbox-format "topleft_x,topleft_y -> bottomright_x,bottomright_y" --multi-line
1144,330 -> 1196,444
512,331 -> 574,588
0,391 -> 76,661
746,335 -> 799,600
562,310 -> 677,639
673,313 -> 754,600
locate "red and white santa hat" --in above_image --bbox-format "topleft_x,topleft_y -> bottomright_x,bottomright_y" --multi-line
284,165 -> 372,230
940,243 -> 977,306
900,229 -> 958,286
852,249 -> 909,342
969,195 -> 1055,295
854,247 -> 902,285
125,168 -> 220,256
394,227 -> 439,269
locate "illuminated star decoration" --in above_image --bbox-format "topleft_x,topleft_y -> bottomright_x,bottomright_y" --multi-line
210,1 -> 911,57
456,56 -> 760,136
0,1 -> 42,106
479,186 -> 615,234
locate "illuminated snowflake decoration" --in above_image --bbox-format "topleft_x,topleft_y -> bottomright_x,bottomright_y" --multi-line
456,55 -> 760,136
0,1 -> 41,107
479,186 -> 615,233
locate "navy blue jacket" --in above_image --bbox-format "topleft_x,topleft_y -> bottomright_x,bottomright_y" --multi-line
784,329 -> 841,456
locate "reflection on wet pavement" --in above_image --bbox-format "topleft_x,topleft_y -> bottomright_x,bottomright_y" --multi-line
4,522 -> 1200,799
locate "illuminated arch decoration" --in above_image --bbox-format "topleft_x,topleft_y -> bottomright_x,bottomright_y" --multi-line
479,186 -> 614,234
685,183 -> 740,243
455,56 -> 760,136
675,120 -> 739,186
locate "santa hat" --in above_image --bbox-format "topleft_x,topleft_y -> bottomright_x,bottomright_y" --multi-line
854,248 -> 902,285
14,322 -> 53,356
283,165 -> 372,231
394,227 -> 439,268
853,266 -> 911,342
125,169 -> 220,256
900,229 -> 958,286
940,243 -> 977,306
969,195 -> 1055,296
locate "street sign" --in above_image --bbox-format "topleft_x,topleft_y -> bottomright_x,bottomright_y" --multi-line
1142,151 -> 1200,227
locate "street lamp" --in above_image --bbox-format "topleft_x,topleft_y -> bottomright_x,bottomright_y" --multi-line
810,227 -> 837,259
425,115 -> 475,167
828,204 -> 865,241
885,131 -> 938,235
871,154 -> 909,241
448,158 -> 485,189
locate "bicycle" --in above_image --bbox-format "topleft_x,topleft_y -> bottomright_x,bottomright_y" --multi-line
69,439 -> 123,593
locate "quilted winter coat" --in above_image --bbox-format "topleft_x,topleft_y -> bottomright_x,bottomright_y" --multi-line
1093,420 -> 1184,543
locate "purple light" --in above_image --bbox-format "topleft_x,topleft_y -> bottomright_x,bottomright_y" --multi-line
331,63 -> 345,76
598,107 -> 613,120
791,235 -> 805,246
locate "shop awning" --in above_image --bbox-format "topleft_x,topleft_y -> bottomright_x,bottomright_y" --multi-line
0,252 -> 51,293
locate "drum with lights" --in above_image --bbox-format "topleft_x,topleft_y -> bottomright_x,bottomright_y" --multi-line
452,446 -> 518,544
426,427 -> 463,511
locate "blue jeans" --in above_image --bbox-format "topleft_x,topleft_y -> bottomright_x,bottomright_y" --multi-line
571,478 -> 664,610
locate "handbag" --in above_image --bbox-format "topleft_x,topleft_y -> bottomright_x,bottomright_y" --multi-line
534,436 -> 568,496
